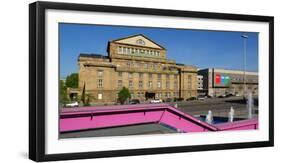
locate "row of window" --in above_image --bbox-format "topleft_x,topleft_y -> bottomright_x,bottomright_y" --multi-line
118,72 -> 178,80
117,80 -> 178,89
126,61 -> 162,70
127,92 -> 179,99
118,46 -> 160,57
231,78 -> 257,82
96,91 -> 180,100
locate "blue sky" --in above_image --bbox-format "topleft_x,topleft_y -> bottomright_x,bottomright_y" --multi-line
59,23 -> 258,78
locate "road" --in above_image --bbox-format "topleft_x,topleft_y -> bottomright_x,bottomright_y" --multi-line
169,96 -> 258,119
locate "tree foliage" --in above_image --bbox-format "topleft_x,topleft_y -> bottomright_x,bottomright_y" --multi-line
118,87 -> 131,104
59,80 -> 69,104
65,73 -> 78,88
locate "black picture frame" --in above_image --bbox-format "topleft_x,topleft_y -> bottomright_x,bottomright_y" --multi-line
29,1 -> 274,162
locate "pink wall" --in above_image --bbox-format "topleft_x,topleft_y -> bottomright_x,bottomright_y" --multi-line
60,104 -> 258,133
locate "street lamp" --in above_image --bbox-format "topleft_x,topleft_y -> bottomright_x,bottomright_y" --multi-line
241,34 -> 248,98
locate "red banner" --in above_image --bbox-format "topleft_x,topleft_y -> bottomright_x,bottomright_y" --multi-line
216,74 -> 220,84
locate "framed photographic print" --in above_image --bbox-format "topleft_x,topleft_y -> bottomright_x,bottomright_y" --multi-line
29,1 -> 274,162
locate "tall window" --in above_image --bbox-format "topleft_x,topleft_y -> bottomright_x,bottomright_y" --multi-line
156,51 -> 160,56
166,74 -> 170,80
174,74 -> 178,89
157,74 -> 161,80
139,81 -> 143,88
129,80 -> 133,88
148,81 -> 153,88
118,72 -> 122,78
117,80 -> 122,88
97,70 -> 103,88
118,46 -> 122,53
187,75 -> 192,89
174,81 -> 178,89
139,73 -> 143,79
128,72 -> 133,79
149,73 -> 153,80
166,81 -> 170,89
98,79 -> 103,88
157,81 -> 161,88
127,62 -> 131,67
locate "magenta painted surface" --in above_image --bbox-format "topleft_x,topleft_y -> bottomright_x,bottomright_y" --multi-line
60,104 -> 258,133
61,111 -> 163,131
214,118 -> 258,131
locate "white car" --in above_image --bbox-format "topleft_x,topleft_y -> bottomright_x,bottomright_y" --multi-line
197,96 -> 206,100
150,99 -> 163,103
65,101 -> 79,107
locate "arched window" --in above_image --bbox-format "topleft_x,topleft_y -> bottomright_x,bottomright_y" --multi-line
136,39 -> 145,45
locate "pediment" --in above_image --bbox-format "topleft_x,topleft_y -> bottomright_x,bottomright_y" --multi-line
112,34 -> 164,49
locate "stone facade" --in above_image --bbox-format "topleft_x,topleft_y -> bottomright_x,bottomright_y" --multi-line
78,34 -> 198,104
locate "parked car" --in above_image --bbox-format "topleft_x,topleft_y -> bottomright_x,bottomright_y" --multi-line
129,99 -> 140,104
165,98 -> 172,102
218,95 -> 226,98
197,95 -> 206,100
225,93 -> 234,97
186,97 -> 197,101
65,101 -> 79,107
176,98 -> 184,101
150,99 -> 163,103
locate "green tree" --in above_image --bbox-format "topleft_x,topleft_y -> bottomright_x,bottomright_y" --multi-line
65,73 -> 78,88
118,87 -> 131,104
59,80 -> 69,104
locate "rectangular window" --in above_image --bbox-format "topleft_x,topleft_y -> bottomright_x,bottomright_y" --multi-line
157,74 -> 161,80
117,80 -> 122,88
149,73 -> 153,80
188,75 -> 192,89
128,72 -> 133,79
98,93 -> 102,100
153,64 -> 157,69
139,73 -> 143,79
166,81 -> 170,89
129,80 -> 133,88
167,92 -> 171,98
174,81 -> 178,89
97,70 -> 103,77
166,74 -> 170,80
118,46 -> 122,53
157,81 -> 161,88
148,81 -> 153,88
118,72 -> 122,77
144,63 -> 148,69
97,79 -> 103,88
139,81 -> 143,88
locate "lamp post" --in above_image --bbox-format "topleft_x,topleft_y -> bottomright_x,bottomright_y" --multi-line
241,34 -> 248,98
